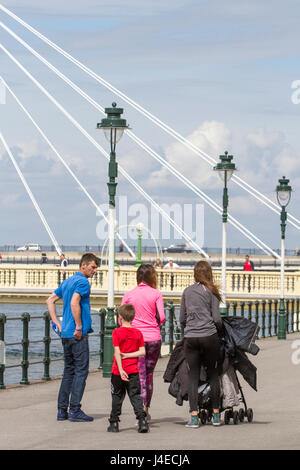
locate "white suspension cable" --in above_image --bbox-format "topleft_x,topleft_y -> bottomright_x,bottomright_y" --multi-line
0,24 -> 279,258
0,43 -> 208,258
1,5 -> 298,229
0,78 -> 136,260
0,132 -> 62,256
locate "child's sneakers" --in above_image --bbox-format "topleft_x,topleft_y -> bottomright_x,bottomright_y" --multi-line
185,415 -> 199,428
212,412 -> 221,426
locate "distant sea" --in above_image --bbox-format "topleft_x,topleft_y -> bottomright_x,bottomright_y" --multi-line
0,304 -> 102,386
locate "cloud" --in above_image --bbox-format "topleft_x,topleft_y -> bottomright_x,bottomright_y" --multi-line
145,120 -> 232,191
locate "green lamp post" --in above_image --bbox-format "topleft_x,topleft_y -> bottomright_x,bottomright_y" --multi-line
97,102 -> 130,376
214,151 -> 236,316
276,176 -> 292,340
135,223 -> 144,267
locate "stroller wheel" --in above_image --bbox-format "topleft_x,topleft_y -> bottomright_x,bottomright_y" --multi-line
246,408 -> 253,423
224,410 -> 231,425
233,411 -> 239,425
238,408 -> 245,422
199,410 -> 207,425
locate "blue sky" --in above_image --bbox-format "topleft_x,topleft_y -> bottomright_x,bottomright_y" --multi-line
0,0 -> 300,252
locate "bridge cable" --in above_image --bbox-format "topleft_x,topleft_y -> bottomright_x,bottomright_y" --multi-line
0,132 -> 62,256
0,80 -> 136,259
0,27 -> 281,258
1,5 -> 299,231
0,45 -> 209,258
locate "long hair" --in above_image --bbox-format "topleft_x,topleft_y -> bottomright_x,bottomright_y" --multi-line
193,260 -> 221,301
136,263 -> 157,289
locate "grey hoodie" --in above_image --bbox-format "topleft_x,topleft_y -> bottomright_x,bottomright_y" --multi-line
179,283 -> 222,338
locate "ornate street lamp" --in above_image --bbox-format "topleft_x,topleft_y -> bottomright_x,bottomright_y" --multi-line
276,176 -> 292,340
135,223 -> 144,267
214,151 -> 236,316
97,102 -> 130,376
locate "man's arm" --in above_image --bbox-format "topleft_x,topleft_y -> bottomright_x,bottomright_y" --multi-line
114,346 -> 129,381
46,293 -> 62,332
70,292 -> 83,340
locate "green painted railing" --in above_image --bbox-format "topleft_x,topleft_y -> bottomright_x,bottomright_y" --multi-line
0,298 -> 299,389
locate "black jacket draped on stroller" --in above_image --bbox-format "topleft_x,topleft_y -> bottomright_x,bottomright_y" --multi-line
163,316 -> 259,423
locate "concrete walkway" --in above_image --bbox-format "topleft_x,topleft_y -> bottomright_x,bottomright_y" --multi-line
1,333 -> 300,450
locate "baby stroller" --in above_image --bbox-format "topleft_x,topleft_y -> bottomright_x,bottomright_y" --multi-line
164,317 -> 259,425
197,364 -> 254,425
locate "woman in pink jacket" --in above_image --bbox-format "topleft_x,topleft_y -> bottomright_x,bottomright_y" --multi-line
121,264 -> 165,421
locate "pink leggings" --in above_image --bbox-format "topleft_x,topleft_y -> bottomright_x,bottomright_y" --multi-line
138,340 -> 161,408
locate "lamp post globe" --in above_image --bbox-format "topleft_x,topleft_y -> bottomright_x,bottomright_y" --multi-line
214,151 -> 236,316
276,176 -> 292,340
97,102 -> 130,377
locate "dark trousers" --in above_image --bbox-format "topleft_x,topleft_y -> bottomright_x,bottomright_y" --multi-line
184,334 -> 220,412
109,373 -> 146,423
58,335 -> 89,412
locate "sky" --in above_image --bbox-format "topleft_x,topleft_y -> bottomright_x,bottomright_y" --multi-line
0,0 -> 300,252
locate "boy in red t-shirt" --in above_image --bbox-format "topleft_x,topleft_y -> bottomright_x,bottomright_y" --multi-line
107,303 -> 149,433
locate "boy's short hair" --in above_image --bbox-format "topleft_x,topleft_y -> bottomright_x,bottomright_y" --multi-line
118,303 -> 135,322
79,253 -> 99,267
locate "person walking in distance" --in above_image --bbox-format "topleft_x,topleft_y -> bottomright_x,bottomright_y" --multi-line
244,255 -> 254,292
121,264 -> 165,423
60,253 -> 69,280
107,303 -> 149,433
180,260 -> 223,428
46,253 -> 99,422
244,255 -> 254,272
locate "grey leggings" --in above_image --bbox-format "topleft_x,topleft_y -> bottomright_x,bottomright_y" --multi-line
184,333 -> 220,412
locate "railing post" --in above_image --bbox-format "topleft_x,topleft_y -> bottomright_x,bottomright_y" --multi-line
268,300 -> 272,337
286,299 -> 290,334
297,299 -> 300,332
240,301 -> 245,318
233,301 -> 237,316
20,313 -> 30,385
247,301 -> 253,322
255,300 -> 259,327
98,308 -> 106,370
0,314 -> 6,389
42,312 -> 51,381
291,299 -> 295,333
170,274 -> 174,291
274,299 -> 278,336
102,307 -> 116,378
168,301 -> 174,355
261,300 -> 266,338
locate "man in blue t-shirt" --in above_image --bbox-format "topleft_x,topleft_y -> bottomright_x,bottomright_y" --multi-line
47,253 -> 99,422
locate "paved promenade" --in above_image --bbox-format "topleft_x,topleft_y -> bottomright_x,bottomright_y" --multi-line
0,333 -> 300,450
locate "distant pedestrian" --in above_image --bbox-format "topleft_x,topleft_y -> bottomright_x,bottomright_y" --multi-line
60,253 -> 69,280
121,264 -> 165,423
119,242 -> 124,253
107,303 -> 149,434
46,253 -> 99,422
163,258 -> 180,269
153,258 -> 163,268
244,254 -> 254,293
244,255 -> 254,271
60,253 -> 68,268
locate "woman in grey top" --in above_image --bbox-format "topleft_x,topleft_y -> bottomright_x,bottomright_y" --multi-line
180,260 -> 223,428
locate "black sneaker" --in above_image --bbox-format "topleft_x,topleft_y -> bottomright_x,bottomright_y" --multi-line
68,410 -> 94,422
107,422 -> 119,433
138,418 -> 149,433
57,409 -> 68,421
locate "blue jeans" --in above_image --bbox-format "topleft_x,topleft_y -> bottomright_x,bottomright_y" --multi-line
58,335 -> 89,412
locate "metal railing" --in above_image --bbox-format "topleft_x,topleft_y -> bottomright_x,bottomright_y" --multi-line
0,298 -> 299,389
